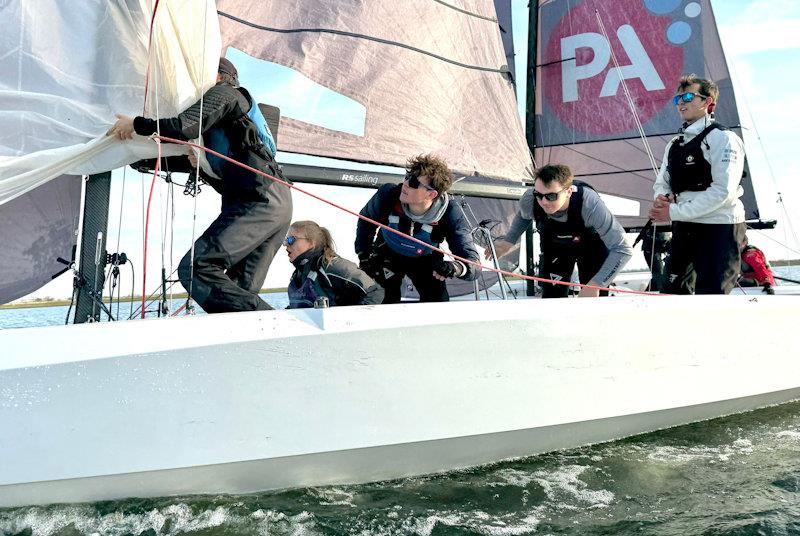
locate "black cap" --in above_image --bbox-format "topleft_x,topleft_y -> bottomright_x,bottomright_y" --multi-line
217,57 -> 238,84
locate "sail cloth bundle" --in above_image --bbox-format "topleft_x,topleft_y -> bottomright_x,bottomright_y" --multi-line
0,0 -> 220,303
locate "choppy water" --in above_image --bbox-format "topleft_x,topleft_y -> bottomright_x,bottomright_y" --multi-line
2,271 -> 799,535
1,401 -> 798,536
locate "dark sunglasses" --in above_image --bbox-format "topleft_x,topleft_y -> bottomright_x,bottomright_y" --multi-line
671,92 -> 709,105
405,173 -> 436,192
283,235 -> 307,246
533,187 -> 567,202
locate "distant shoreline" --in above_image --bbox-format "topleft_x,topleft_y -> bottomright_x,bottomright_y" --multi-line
3,262 -> 799,310
1,288 -> 289,310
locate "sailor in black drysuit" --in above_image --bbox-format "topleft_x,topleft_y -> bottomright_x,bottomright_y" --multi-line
354,155 -> 480,303
641,227 -> 672,292
108,58 -> 292,313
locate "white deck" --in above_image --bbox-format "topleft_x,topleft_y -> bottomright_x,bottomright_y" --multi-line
1,295 -> 799,507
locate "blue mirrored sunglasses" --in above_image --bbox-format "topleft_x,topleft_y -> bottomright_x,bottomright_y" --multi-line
283,235 -> 307,246
405,173 -> 436,192
671,92 -> 709,105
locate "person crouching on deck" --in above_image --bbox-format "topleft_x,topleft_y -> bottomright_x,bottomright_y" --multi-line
739,234 -> 775,294
285,221 -> 384,308
486,164 -> 632,298
354,154 -> 480,303
107,57 -> 292,313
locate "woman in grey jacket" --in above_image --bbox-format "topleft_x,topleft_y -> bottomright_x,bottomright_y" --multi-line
285,221 -> 384,308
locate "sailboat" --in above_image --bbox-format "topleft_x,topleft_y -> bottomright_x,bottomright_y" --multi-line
1,0 -> 798,508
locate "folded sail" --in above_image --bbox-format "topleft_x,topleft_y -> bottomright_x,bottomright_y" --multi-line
217,0 -> 532,183
533,0 -> 759,227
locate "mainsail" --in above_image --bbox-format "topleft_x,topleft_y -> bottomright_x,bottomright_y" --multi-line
216,0 -> 531,183
532,0 -> 760,227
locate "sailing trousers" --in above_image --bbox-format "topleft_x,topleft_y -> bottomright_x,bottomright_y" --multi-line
663,221 -> 746,295
178,198 -> 292,313
376,251 -> 449,303
537,240 -> 609,298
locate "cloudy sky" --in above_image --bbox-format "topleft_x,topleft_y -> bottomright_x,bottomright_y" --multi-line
22,0 -> 800,301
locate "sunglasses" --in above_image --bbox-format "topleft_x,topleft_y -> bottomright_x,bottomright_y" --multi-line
533,187 -> 567,202
405,173 -> 436,192
283,235 -> 307,246
671,92 -> 709,105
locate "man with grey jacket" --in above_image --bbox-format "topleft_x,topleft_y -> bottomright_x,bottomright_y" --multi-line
649,74 -> 746,294
488,164 -> 632,298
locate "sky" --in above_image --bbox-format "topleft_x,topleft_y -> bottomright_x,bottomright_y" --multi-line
19,0 -> 800,302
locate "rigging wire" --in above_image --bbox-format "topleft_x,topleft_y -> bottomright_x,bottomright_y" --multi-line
185,4 -> 211,316
593,6 -> 665,275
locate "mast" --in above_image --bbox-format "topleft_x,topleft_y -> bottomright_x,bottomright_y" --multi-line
524,1 -> 539,296
72,172 -> 111,323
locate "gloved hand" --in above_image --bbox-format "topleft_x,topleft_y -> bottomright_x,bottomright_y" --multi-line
358,253 -> 383,279
432,259 -> 463,280
763,283 -> 775,295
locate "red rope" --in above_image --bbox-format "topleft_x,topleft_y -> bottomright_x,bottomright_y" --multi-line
152,134 -> 662,298
141,0 -> 162,116
141,140 -> 162,318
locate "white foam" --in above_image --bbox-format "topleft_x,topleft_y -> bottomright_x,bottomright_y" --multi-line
307,487 -> 356,506
776,430 -> 800,440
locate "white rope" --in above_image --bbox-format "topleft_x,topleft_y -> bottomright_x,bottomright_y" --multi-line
185,1 -> 210,315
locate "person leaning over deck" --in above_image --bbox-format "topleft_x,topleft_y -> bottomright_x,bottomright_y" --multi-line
648,74 -> 746,295
486,164 -> 632,298
107,58 -> 292,313
284,220 -> 384,308
354,154 -> 480,303
739,234 -> 775,294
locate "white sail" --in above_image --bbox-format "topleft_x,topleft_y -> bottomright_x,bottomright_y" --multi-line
0,0 -> 220,303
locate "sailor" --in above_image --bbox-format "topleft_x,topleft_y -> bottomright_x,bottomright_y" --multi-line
107,58 -> 292,313
739,234 -> 775,294
354,154 -> 480,303
641,226 -> 672,292
285,220 -> 384,308
486,164 -> 632,298
649,73 -> 746,295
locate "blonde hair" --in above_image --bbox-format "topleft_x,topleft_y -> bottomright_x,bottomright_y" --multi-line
289,220 -> 337,263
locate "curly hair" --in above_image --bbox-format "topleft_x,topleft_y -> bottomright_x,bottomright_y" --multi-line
406,154 -> 453,194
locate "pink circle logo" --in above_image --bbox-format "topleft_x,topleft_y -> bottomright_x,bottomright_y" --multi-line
542,0 -> 685,135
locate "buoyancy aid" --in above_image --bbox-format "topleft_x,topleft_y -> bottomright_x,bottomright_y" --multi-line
380,201 -> 440,257
666,123 -> 724,194
532,181 -> 603,253
205,87 -> 277,179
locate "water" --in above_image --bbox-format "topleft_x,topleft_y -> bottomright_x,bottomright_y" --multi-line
2,273 -> 799,534
0,401 -> 798,535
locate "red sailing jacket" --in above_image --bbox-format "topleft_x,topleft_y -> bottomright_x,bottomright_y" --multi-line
741,246 -> 775,286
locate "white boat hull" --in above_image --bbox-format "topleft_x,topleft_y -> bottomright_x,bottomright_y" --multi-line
1,295 -> 799,507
